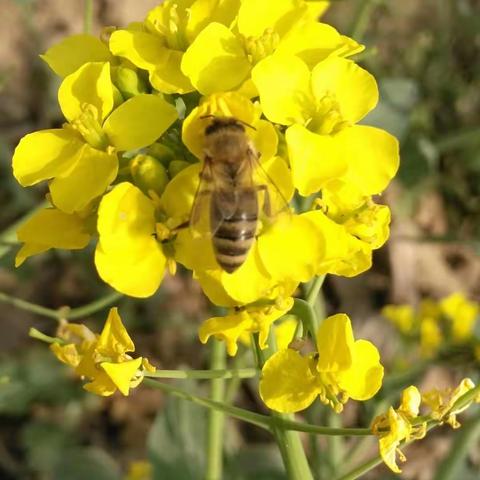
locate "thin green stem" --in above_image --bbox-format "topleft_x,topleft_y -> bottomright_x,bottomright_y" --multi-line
335,454 -> 384,480
205,340 -> 226,480
29,327 -> 64,344
277,419 -> 371,437
84,0 -> 94,34
144,368 -> 257,380
305,275 -> 326,306
143,378 -> 270,430
290,298 -> 318,341
348,0 -> 385,42
224,349 -> 251,404
0,290 -> 122,321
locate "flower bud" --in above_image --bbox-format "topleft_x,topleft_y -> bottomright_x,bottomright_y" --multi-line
147,143 -> 175,167
130,154 -> 169,197
168,160 -> 190,178
112,66 -> 148,99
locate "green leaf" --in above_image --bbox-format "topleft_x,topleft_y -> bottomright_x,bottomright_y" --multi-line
53,448 -> 121,480
148,382 -> 207,480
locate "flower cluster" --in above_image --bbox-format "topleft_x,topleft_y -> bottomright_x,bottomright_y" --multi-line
382,292 -> 479,358
50,308 -> 155,396
372,378 -> 479,473
13,0 -> 399,353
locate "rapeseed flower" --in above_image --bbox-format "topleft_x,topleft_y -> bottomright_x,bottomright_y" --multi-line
260,314 -> 383,412
252,54 -> 399,197
12,62 -> 177,214
51,308 -> 155,396
182,0 -> 362,94
372,386 -> 426,473
439,292 -> 478,343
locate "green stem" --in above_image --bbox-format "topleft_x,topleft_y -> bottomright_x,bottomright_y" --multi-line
0,290 -> 122,321
348,0 -> 385,42
143,378 -> 270,430
205,340 -> 226,480
224,349 -> 251,404
435,411 -> 480,480
305,275 -> 326,306
29,327 -> 64,344
254,335 -> 314,480
142,377 -> 372,437
144,368 -> 257,380
84,0 -> 94,34
335,454 -> 384,480
290,298 -> 318,341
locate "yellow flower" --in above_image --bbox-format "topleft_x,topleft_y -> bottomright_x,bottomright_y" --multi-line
12,62 -> 178,214
439,292 -> 478,343
422,378 -> 476,428
51,308 -> 155,396
372,386 -> 427,473
274,316 -> 298,350
15,207 -> 92,267
109,0 -> 240,94
382,304 -> 415,335
260,313 -> 383,412
252,54 -> 399,197
95,182 -> 169,298
125,460 -> 152,480
420,316 -> 442,358
181,0 -> 362,94
199,297 -> 294,356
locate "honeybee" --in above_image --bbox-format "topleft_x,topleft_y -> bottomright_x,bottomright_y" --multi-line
190,116 -> 285,273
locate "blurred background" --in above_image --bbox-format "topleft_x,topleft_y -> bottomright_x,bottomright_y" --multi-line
0,0 -> 479,479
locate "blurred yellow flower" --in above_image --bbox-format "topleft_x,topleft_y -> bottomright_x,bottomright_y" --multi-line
372,386 -> 426,473
51,308 -> 155,396
382,304 -> 415,335
260,313 -> 383,412
440,292 -> 478,343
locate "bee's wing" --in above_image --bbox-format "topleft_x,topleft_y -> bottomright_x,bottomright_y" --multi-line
189,159 -> 240,238
250,152 -> 292,219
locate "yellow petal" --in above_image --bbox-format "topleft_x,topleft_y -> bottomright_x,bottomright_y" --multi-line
83,371 -> 118,397
337,125 -> 400,195
336,339 -> 383,400
103,94 -> 178,151
399,386 -> 422,417
277,22 -> 346,67
109,29 -> 165,72
41,34 -> 112,77
316,313 -> 354,372
12,128 -> 83,186
311,57 -> 378,123
194,270 -> 238,307
252,55 -> 312,125
49,145 -> 118,213
97,307 -> 135,356
199,310 -> 253,356
58,62 -> 114,123
186,0 -> 240,41
95,183 -> 167,297
95,241 -> 166,298
286,124 -> 348,196
306,1 -> 330,19
16,208 -> 91,267
257,212 -> 324,283
238,0 -> 305,38
50,343 -> 83,368
149,50 -> 194,94
260,349 -> 319,413
181,22 -> 250,95
101,357 -> 143,396
275,317 -> 298,350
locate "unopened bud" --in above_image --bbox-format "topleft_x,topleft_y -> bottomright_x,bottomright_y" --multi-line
130,154 -> 169,197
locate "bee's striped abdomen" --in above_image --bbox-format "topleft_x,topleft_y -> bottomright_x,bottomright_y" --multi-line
212,189 -> 258,273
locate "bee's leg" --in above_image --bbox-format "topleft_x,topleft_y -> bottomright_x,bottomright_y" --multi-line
256,185 -> 271,217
